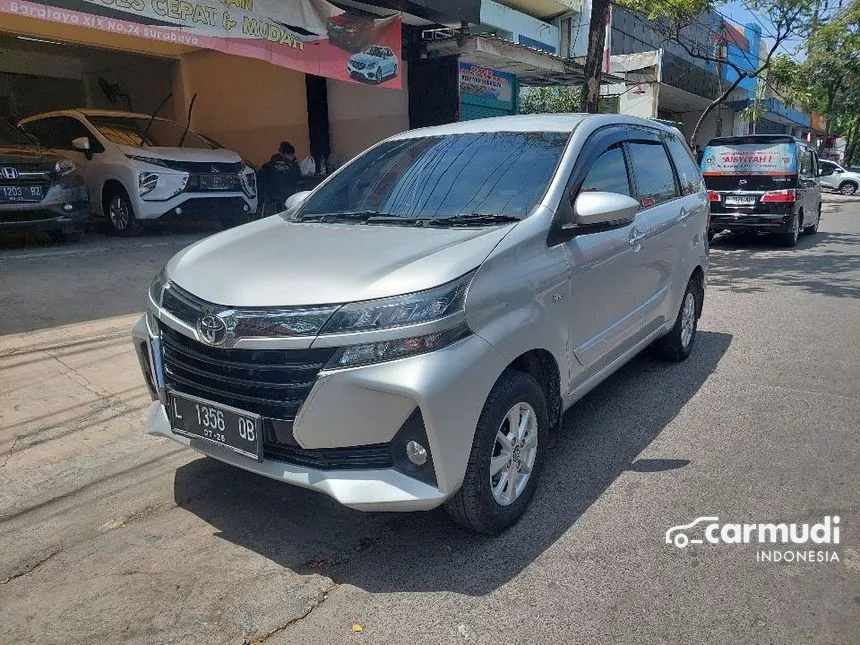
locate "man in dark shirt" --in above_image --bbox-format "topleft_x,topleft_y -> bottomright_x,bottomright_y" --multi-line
259,141 -> 301,216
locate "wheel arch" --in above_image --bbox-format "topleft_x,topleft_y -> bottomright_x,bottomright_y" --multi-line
689,265 -> 705,319
101,179 -> 128,214
506,349 -> 562,431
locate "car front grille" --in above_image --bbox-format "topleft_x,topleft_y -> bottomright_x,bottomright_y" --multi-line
159,322 -> 333,422
158,322 -> 393,469
161,161 -> 243,174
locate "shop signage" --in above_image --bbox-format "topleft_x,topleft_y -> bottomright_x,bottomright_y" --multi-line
0,0 -> 402,86
459,63 -> 514,104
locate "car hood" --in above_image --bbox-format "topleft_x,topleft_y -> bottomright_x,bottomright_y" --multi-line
117,144 -> 241,163
166,216 -> 514,307
0,144 -> 63,164
349,53 -> 381,65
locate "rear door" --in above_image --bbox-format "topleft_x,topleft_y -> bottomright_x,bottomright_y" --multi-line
818,160 -> 838,190
624,130 -> 685,332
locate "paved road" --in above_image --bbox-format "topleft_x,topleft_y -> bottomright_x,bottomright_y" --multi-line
0,198 -> 858,644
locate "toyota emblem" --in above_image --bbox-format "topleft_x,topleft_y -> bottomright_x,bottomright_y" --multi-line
197,314 -> 228,346
1,167 -> 19,179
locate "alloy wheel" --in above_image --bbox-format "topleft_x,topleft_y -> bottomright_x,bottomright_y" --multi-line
840,182 -> 857,196
109,195 -> 130,231
490,402 -> 538,506
680,291 -> 696,349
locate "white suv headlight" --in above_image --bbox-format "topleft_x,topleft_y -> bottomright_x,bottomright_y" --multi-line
54,159 -> 76,176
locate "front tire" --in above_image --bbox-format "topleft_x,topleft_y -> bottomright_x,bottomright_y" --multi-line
654,278 -> 701,362
105,187 -> 142,237
444,371 -> 549,534
838,181 -> 858,196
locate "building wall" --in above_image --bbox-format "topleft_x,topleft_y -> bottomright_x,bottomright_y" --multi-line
326,61 -> 410,164
480,0 -> 559,53
724,23 -> 760,96
82,57 -> 178,120
174,50 -> 310,167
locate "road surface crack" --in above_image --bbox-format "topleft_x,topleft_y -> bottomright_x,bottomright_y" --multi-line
248,581 -> 339,644
1,547 -> 61,585
0,435 -> 21,469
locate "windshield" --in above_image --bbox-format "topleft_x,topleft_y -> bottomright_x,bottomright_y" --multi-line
87,115 -> 216,149
0,119 -> 36,146
363,46 -> 386,56
296,132 -> 570,221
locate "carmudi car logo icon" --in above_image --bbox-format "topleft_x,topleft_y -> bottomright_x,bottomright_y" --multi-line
666,516 -> 841,563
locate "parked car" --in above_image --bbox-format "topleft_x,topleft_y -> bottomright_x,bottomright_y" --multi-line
326,13 -> 375,52
0,118 -> 88,242
702,134 -> 821,247
818,159 -> 859,195
133,114 -> 708,533
19,109 -> 258,235
347,45 -> 398,84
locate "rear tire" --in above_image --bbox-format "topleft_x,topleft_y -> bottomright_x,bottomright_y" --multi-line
444,370 -> 548,534
777,213 -> 800,247
803,207 -> 821,235
104,187 -> 142,237
654,278 -> 701,362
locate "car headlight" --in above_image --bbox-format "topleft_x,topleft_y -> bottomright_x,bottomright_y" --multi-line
239,165 -> 257,198
148,266 -> 169,307
321,272 -> 473,334
127,155 -> 170,168
139,172 -> 159,196
327,324 -> 471,368
54,159 -> 76,176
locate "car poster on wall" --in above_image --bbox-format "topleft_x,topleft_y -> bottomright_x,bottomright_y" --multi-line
0,0 -> 401,87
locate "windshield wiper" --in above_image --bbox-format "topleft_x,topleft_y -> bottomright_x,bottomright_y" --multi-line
425,213 -> 521,227
297,210 -> 385,223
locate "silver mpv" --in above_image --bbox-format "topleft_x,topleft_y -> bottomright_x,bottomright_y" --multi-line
133,114 -> 708,533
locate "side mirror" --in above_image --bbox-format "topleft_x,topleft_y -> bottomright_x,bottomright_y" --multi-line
570,191 -> 640,231
72,136 -> 92,160
283,190 -> 312,213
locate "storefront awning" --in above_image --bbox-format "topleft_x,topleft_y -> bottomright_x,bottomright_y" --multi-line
425,35 -> 615,86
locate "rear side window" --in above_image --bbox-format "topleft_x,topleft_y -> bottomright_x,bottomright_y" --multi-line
665,134 -> 703,195
22,117 -> 102,152
580,145 -> 631,196
799,148 -> 815,179
627,142 -> 679,207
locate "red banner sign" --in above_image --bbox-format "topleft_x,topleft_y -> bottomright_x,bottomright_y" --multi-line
0,0 -> 402,87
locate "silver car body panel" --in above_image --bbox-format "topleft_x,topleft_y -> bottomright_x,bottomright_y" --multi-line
133,114 -> 708,512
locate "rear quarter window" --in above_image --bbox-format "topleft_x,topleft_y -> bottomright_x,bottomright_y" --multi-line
665,134 -> 703,195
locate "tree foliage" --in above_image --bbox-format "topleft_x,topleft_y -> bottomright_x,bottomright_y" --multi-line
519,86 -> 580,114
616,0 -> 816,146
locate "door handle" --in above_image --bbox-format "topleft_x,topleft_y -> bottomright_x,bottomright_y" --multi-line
678,208 -> 691,222
628,230 -> 647,246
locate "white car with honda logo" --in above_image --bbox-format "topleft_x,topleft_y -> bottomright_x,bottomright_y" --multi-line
19,109 -> 258,235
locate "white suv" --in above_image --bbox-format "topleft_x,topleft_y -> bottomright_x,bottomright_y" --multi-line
20,110 -> 258,235
818,159 -> 859,195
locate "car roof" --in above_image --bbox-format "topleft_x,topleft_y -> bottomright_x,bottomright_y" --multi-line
391,113 -> 681,139
20,109 -> 171,122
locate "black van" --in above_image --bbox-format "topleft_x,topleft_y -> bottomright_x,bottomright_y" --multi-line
701,134 -> 821,247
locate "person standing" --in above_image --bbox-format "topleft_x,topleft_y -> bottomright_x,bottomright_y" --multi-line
259,141 -> 301,216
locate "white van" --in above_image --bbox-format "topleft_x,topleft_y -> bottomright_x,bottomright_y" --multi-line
20,110 -> 258,235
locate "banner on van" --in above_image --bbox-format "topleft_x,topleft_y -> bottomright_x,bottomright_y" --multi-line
0,0 -> 401,87
701,142 -> 797,175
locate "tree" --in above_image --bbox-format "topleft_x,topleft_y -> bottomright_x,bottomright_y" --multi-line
581,0 -> 611,113
520,86 -> 580,114
617,0 -> 816,147
767,1 -> 860,164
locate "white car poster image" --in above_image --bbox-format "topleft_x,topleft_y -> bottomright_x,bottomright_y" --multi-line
347,45 -> 398,84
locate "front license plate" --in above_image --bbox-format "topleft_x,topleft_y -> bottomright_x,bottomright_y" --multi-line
725,195 -> 756,206
0,185 -> 44,203
168,391 -> 262,460
199,174 -> 236,190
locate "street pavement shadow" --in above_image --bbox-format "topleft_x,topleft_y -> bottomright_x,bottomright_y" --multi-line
174,330 -> 732,595
708,231 -> 860,298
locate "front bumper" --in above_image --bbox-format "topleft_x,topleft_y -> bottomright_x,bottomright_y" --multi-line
134,192 -> 257,221
132,314 -> 507,511
347,65 -> 378,82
